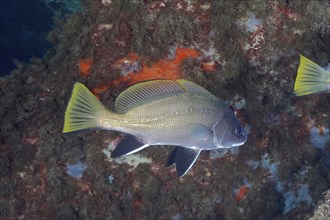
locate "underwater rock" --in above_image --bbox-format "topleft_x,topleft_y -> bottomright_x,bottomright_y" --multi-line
0,0 -> 329,219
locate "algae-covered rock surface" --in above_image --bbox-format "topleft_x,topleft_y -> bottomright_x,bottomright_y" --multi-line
0,0 -> 329,219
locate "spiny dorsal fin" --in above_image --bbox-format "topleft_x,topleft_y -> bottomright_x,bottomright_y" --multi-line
115,80 -> 185,113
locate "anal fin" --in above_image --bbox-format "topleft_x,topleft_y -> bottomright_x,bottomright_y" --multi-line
111,134 -> 148,157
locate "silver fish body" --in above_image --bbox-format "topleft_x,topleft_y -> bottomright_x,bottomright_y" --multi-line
63,79 -> 247,177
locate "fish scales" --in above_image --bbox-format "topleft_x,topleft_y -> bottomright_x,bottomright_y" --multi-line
63,79 -> 247,177
101,93 -> 225,148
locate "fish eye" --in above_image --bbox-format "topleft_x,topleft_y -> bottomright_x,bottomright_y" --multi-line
235,127 -> 243,136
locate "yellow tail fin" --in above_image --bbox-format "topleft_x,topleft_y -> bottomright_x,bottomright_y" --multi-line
63,82 -> 108,133
294,55 -> 328,96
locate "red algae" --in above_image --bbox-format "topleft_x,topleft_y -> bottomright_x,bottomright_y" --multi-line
276,6 -> 299,20
79,58 -> 94,77
235,186 -> 249,202
92,48 -> 199,95
201,61 -> 218,73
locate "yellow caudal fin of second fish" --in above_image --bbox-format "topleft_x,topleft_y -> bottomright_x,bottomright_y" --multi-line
63,82 -> 109,133
294,55 -> 329,96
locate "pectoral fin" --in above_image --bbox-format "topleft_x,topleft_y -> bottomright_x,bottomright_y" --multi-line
174,147 -> 201,177
111,134 -> 149,157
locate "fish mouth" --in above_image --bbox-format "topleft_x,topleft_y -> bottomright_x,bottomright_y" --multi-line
232,134 -> 248,147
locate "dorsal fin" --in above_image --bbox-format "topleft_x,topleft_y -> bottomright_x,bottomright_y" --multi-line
176,79 -> 216,98
115,80 -> 185,113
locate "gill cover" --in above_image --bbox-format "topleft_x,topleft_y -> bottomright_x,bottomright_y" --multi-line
212,112 -> 247,148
